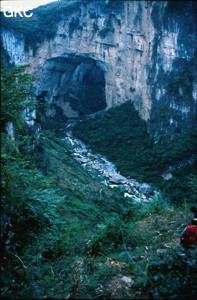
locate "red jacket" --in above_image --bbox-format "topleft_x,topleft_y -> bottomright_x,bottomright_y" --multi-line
180,225 -> 197,249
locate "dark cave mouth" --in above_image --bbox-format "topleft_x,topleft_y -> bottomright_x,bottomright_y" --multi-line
68,60 -> 107,117
37,56 -> 107,125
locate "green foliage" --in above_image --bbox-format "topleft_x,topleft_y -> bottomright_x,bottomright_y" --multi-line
90,218 -> 123,255
1,66 -> 63,296
1,65 -> 36,125
147,250 -> 197,299
72,101 -> 197,203
1,64 -> 196,299
168,57 -> 195,96
73,102 -> 152,178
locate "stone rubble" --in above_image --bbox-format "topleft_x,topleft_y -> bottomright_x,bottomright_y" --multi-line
64,132 -> 155,202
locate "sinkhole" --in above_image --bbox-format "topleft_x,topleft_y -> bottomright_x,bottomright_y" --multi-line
36,55 -> 107,124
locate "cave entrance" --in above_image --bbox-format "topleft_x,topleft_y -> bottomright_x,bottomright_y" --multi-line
69,60 -> 106,117
37,55 -> 106,125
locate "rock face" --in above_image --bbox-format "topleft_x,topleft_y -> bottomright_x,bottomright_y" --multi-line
2,28 -> 25,66
1,1 -> 197,141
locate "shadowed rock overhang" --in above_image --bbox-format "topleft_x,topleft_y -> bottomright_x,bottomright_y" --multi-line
36,55 -> 106,121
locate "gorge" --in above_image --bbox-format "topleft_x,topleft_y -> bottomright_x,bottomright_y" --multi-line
1,1 -> 197,299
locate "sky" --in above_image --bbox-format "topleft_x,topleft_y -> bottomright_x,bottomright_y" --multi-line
1,0 -> 59,11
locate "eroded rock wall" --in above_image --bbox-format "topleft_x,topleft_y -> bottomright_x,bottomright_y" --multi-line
2,1 -> 196,141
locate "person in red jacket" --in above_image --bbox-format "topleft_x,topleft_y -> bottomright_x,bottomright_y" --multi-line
180,217 -> 197,250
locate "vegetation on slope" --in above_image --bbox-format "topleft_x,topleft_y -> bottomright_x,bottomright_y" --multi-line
72,101 -> 197,204
1,65 -> 197,299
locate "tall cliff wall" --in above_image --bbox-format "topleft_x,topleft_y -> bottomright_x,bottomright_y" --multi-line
2,1 -> 197,142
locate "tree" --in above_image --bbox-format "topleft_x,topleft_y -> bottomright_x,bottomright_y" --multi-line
1,65 -> 36,127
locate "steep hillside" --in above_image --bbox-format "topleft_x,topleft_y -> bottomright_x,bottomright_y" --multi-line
2,116 -> 197,299
1,66 -> 196,299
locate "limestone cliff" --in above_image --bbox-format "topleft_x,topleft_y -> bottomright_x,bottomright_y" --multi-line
1,1 -> 196,142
